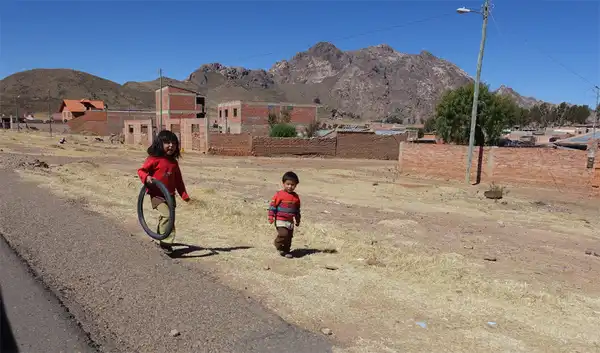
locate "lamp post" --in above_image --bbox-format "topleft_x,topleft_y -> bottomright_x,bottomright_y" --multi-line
458,0 -> 490,185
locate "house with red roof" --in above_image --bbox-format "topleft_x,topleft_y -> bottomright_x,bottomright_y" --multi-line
58,99 -> 106,122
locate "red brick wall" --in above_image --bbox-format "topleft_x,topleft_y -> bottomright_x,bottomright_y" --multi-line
398,143 -> 594,190
205,132 -> 407,160
168,95 -> 196,111
67,111 -> 107,135
336,132 -> 407,160
241,104 -> 271,125
208,133 -> 252,156
169,113 -> 198,120
252,137 -> 336,157
239,103 -> 317,136
287,106 -> 317,124
107,111 -> 154,135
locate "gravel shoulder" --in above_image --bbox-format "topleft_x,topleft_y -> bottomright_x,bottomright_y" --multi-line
0,165 -> 333,353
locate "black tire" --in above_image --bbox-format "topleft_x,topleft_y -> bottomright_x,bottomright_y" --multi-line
137,180 -> 175,241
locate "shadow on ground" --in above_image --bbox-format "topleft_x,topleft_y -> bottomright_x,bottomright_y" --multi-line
167,243 -> 253,259
290,248 -> 338,258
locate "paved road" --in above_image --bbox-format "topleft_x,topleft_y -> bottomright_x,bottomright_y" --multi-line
0,237 -> 97,353
0,156 -> 333,353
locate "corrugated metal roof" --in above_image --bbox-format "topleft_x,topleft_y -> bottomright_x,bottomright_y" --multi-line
557,131 -> 600,144
315,129 -> 334,137
374,130 -> 406,135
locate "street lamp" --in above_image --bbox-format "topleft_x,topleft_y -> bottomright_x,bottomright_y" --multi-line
458,0 -> 490,185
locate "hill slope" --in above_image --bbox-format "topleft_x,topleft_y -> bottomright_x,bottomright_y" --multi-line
1,43 -> 553,120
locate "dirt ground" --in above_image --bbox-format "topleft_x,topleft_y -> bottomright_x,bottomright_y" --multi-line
3,130 -> 600,353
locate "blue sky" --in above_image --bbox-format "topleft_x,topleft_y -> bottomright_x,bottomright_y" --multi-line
1,0 -> 598,106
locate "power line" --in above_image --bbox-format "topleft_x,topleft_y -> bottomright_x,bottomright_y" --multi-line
490,11 -> 598,93
229,12 -> 456,63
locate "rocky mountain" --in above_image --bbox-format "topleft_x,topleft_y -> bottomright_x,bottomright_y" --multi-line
494,85 -> 546,109
0,42 -> 552,120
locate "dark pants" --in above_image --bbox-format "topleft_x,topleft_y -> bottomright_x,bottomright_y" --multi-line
273,227 -> 294,253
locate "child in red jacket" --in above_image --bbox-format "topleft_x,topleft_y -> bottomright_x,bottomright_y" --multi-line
138,130 -> 190,252
268,171 -> 301,258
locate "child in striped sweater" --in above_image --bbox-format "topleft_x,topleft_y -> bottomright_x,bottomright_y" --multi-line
268,171 -> 301,258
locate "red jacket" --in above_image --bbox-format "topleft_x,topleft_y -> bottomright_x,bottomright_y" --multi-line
137,156 -> 190,201
268,190 -> 301,223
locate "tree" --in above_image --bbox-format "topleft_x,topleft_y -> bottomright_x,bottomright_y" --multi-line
313,97 -> 321,104
423,118 -> 436,133
268,112 -> 278,127
433,83 -> 520,146
280,109 -> 292,123
270,123 -> 297,137
304,121 -> 320,138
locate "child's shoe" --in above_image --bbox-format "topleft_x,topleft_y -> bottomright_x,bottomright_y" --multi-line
159,242 -> 173,253
279,251 -> 293,259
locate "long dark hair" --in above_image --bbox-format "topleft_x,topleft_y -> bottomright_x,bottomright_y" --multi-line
147,130 -> 181,160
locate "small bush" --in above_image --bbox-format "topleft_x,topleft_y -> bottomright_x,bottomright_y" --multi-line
270,124 -> 297,138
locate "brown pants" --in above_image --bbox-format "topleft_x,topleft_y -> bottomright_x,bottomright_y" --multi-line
273,227 -> 294,253
151,196 -> 176,244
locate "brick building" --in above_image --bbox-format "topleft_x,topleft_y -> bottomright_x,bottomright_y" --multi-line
216,101 -> 319,136
59,99 -> 105,122
155,85 -> 206,131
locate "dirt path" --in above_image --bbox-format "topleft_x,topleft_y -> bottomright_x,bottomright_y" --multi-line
0,166 -> 334,353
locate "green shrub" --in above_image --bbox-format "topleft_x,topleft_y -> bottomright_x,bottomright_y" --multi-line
270,123 -> 297,138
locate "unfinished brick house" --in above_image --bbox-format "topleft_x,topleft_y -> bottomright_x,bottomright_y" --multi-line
156,85 -> 206,134
216,101 -> 318,136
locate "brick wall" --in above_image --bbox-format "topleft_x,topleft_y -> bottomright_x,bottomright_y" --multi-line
398,143 -> 594,190
67,111 -> 107,135
205,132 -> 407,160
239,103 -> 317,136
252,137 -> 336,157
168,95 -> 196,111
208,133 -> 252,156
336,132 -> 407,160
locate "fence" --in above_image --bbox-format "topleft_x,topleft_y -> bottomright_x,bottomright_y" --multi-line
204,132 -> 407,160
397,142 -> 595,191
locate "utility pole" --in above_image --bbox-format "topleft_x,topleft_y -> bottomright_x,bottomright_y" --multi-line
159,68 -> 163,131
48,89 -> 52,137
588,85 -> 600,168
15,96 -> 19,132
463,0 -> 490,185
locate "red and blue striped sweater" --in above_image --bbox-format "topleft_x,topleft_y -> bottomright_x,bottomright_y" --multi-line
268,190 -> 301,224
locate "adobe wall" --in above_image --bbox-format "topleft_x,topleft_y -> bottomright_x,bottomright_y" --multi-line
208,133 -> 252,156
252,137 -> 336,157
336,132 -> 407,160
398,143 -> 594,191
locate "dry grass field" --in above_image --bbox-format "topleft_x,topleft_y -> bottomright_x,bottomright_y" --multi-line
2,129 -> 600,353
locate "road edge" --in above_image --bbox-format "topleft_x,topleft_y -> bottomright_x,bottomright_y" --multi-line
0,233 -> 107,353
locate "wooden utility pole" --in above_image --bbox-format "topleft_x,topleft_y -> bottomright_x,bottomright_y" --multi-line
464,0 -> 490,185
48,89 -> 52,137
588,85 -> 600,168
159,68 -> 163,131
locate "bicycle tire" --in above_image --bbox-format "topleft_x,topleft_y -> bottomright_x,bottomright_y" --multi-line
137,179 -> 175,241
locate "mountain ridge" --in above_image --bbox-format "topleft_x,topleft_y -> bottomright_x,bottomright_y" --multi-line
0,42 -> 558,120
